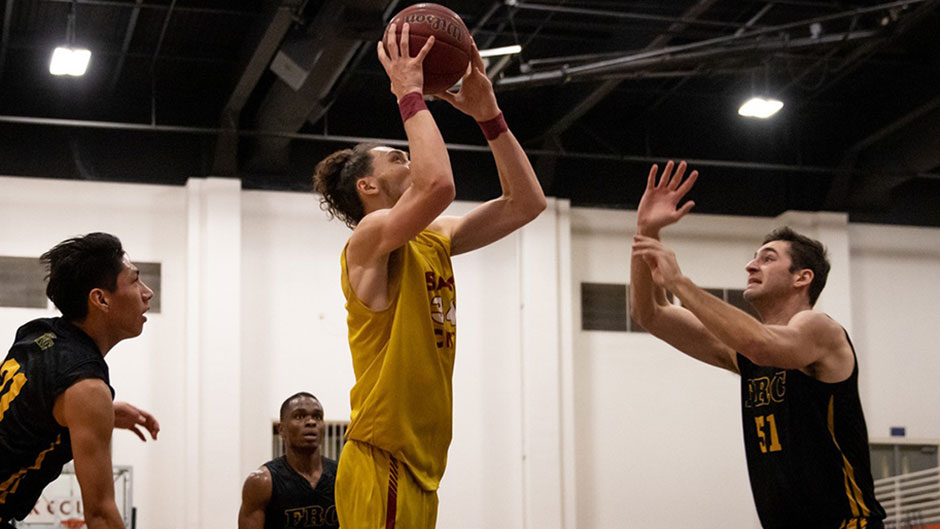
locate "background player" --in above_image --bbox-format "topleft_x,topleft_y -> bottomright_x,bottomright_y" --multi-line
239,392 -> 337,529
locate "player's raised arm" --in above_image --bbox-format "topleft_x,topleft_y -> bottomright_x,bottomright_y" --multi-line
351,22 -> 455,262
629,162 -> 738,373
433,42 -> 546,255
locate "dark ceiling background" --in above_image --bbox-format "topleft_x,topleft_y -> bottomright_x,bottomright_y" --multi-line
1,0 -> 939,226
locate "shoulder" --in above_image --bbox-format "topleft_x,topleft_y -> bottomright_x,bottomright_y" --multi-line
789,310 -> 854,375
787,310 -> 846,343
242,466 -> 273,499
346,209 -> 395,264
55,378 -> 114,429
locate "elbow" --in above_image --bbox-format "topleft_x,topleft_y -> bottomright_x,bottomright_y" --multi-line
629,300 -> 655,331
421,175 -> 456,210
436,178 -> 457,206
629,303 -> 643,327
514,193 -> 548,224
530,194 -> 548,219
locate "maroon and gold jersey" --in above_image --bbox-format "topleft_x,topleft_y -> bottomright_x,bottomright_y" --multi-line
340,229 -> 456,491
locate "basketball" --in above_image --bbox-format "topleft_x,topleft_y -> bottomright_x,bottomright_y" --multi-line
384,3 -> 472,94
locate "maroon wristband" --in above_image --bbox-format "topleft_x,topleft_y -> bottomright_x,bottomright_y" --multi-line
477,112 -> 508,141
398,91 -> 427,123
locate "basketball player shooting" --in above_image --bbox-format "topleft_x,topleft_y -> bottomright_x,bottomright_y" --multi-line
312,15 -> 546,529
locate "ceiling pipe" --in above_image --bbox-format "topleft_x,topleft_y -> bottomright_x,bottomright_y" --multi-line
496,0 -> 927,90
498,29 -> 878,90
42,0 -> 257,17
4,113 -> 938,179
512,2 -> 748,30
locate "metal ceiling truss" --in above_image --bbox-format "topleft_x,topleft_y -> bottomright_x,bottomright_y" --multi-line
496,0 -> 929,90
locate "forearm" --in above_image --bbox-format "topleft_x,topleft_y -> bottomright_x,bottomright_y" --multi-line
630,253 -> 655,323
487,129 -> 546,217
630,226 -> 670,323
669,275 -> 768,353
401,99 -> 454,193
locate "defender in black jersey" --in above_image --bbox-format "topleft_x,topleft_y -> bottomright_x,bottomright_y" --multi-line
629,161 -> 885,529
0,233 -> 158,529
239,393 -> 338,529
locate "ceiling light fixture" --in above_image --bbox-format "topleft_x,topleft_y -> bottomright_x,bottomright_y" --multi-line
478,44 -> 522,58
738,97 -> 784,119
50,1 -> 90,77
50,47 -> 91,76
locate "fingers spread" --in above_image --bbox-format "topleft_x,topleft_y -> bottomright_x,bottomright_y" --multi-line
386,23 -> 399,59
647,164 -> 658,189
400,22 -> 411,58
377,40 -> 389,66
415,35 -> 435,62
670,161 -> 687,190
660,160 -> 675,188
676,169 -> 698,196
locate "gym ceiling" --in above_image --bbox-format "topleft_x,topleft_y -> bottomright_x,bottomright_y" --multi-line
1,0 -> 938,226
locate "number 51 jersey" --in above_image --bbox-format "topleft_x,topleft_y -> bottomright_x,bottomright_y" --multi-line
737,330 -> 884,529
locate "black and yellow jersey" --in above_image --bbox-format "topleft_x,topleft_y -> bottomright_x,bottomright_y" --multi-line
738,331 -> 885,529
263,456 -> 339,529
0,318 -> 113,522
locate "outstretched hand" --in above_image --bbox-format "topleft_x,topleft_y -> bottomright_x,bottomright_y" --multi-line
114,401 -> 160,442
636,160 -> 698,236
377,22 -> 435,100
434,41 -> 500,121
632,235 -> 683,289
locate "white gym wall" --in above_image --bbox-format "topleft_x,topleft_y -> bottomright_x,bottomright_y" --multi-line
2,174 -> 939,529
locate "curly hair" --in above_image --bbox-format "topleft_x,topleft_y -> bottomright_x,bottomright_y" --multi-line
312,143 -> 376,229
40,232 -> 125,321
762,226 -> 830,306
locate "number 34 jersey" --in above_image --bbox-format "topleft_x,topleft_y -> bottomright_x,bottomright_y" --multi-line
737,330 -> 885,529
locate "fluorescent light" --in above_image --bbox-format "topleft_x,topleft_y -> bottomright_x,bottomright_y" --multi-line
50,47 -> 91,76
478,44 -> 522,58
738,97 -> 783,119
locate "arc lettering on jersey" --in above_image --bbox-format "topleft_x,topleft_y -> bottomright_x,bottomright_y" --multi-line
744,371 -> 786,408
284,504 -> 336,527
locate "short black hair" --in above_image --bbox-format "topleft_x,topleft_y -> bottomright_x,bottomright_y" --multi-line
279,392 -> 320,421
762,226 -> 830,306
40,232 -> 126,321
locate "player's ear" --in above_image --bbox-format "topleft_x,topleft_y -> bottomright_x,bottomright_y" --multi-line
356,176 -> 379,197
793,269 -> 813,288
88,288 -> 110,313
